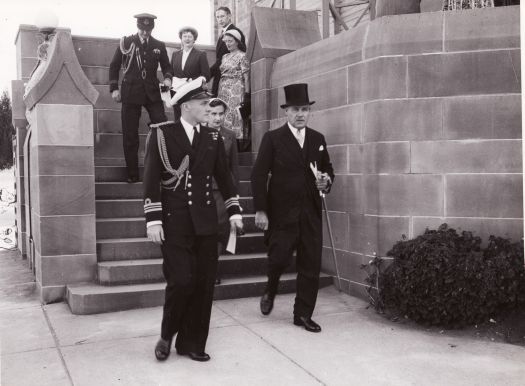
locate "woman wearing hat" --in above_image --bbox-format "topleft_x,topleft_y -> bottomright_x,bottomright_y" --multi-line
217,29 -> 250,141
170,26 -> 210,120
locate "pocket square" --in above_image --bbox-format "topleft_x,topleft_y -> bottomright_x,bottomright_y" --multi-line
319,145 -> 324,151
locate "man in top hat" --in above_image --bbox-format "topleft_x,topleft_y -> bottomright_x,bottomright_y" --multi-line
251,83 -> 334,332
109,13 -> 173,183
210,6 -> 246,96
144,78 -> 243,361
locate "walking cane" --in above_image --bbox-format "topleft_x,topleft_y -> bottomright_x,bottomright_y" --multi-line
310,162 -> 342,292
321,193 -> 342,292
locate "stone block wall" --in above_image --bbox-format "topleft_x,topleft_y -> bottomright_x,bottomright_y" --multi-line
252,6 -> 522,298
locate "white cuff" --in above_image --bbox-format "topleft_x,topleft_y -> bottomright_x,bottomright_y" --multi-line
229,214 -> 242,221
146,220 -> 163,228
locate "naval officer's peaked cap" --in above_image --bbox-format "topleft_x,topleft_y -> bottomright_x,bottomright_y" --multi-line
134,13 -> 157,31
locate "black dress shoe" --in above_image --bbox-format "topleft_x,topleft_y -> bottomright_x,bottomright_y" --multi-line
154,338 -> 172,361
189,352 -> 211,362
177,350 -> 211,362
127,175 -> 139,183
293,316 -> 321,333
260,293 -> 274,315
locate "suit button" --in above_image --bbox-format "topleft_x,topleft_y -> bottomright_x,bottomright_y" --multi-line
188,191 -> 192,196
188,175 -> 192,179
205,183 -> 209,187
206,201 -> 211,205
206,192 -> 210,196
188,183 -> 192,188
188,201 -> 193,205
206,176 -> 210,179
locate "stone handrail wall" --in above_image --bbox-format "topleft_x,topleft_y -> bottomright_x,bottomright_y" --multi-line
251,6 -> 522,297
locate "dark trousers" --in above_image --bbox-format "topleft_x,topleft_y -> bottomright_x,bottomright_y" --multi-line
160,231 -> 218,353
266,205 -> 322,318
121,101 -> 166,178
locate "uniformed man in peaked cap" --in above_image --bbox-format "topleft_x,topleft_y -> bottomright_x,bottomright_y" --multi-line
109,13 -> 173,183
144,78 -> 243,362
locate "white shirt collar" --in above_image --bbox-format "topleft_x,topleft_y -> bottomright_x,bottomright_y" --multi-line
180,117 -> 200,142
181,47 -> 193,69
288,122 -> 304,134
222,23 -> 232,33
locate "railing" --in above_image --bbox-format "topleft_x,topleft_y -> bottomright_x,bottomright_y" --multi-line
254,0 -> 370,38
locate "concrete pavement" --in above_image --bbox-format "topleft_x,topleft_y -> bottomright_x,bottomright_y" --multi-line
1,250 -> 524,386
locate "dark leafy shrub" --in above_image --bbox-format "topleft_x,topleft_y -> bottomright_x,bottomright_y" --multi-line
379,224 -> 525,328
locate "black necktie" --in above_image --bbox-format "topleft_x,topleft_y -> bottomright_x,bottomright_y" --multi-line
192,127 -> 199,148
143,39 -> 148,51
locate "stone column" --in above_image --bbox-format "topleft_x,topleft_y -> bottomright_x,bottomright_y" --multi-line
21,27 -> 99,303
11,80 -> 28,259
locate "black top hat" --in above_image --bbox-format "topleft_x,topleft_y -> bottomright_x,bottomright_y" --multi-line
134,13 -> 156,31
280,83 -> 315,109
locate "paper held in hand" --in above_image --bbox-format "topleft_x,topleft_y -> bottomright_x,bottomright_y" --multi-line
226,224 -> 237,254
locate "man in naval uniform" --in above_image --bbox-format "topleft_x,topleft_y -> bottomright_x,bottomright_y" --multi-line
143,78 -> 243,361
251,83 -> 334,333
109,13 -> 173,183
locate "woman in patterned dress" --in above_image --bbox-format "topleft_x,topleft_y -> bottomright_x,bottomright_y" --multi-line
217,29 -> 250,139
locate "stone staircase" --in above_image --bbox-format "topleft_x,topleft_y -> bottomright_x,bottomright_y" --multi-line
66,135 -> 332,315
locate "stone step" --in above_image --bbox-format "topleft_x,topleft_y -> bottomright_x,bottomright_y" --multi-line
94,133 -> 147,159
95,182 -> 143,199
238,166 -> 251,181
236,232 -> 266,254
238,181 -> 251,196
96,217 -> 145,239
97,233 -> 266,261
97,252 -> 288,285
95,197 -> 254,218
95,181 -> 251,199
94,165 -> 251,183
238,152 -> 255,167
95,158 -> 140,167
96,199 -> 144,218
67,273 -> 334,314
95,166 -> 144,182
98,259 -> 164,285
96,214 -> 259,239
97,237 -> 162,261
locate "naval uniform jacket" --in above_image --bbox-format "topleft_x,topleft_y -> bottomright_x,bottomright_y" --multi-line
251,124 -> 334,229
143,121 -> 241,235
109,34 -> 172,105
171,48 -> 211,82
